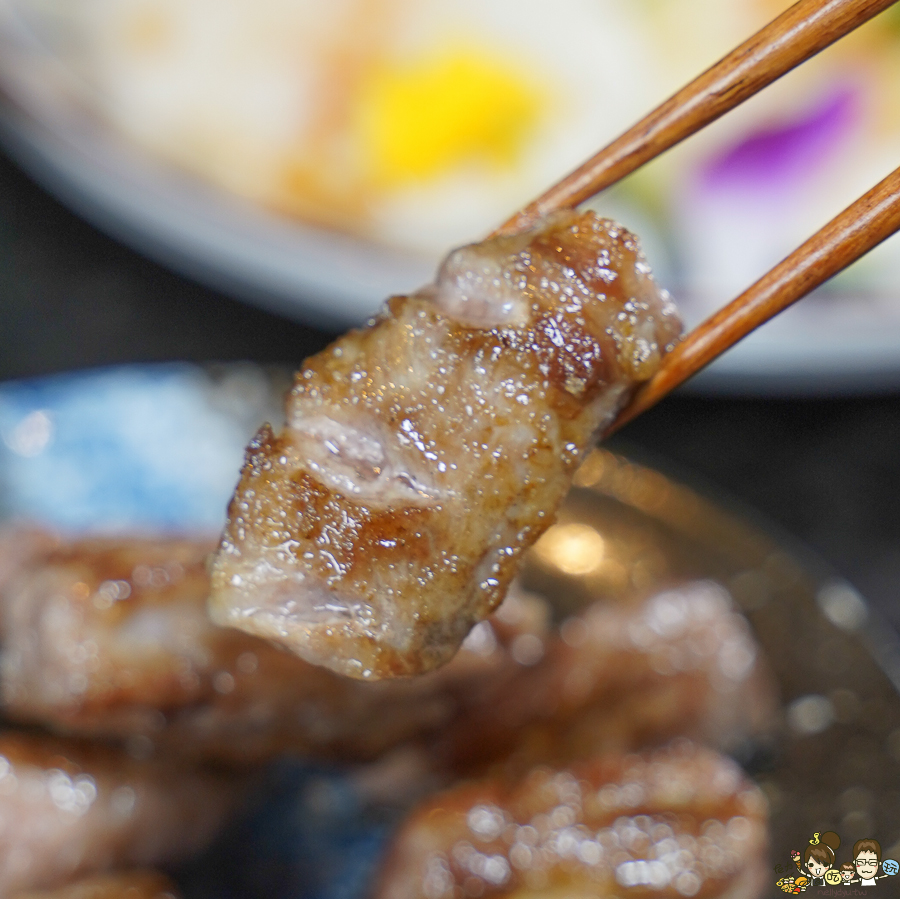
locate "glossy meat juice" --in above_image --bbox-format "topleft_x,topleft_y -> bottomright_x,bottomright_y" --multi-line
210,210 -> 682,678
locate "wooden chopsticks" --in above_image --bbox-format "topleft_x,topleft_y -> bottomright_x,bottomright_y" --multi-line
496,0 -> 897,237
492,0 -> 900,427
610,162 -> 900,431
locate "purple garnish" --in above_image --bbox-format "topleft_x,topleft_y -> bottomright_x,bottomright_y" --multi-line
700,85 -> 859,193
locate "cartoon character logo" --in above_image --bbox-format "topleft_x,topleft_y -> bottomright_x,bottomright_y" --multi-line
775,831 -> 899,891
852,838 -> 895,885
804,831 -> 840,886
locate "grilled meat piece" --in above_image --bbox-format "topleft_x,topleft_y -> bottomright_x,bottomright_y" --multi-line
209,210 -> 681,679
0,731 -> 236,895
0,535 -> 552,763
375,740 -> 768,899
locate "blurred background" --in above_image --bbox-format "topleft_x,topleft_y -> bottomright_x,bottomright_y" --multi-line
2,0 -> 900,631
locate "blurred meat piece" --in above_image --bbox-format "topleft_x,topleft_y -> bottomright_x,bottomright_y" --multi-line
431,580 -> 776,778
0,538 -> 774,773
0,526 -> 58,613
0,537 -> 772,768
375,740 -> 768,899
209,210 -> 681,679
0,731 -> 236,895
0,535 -> 553,763
1,537 -> 221,734
11,870 -> 178,899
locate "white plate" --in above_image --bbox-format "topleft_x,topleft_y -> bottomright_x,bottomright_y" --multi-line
3,0 -> 900,392
0,92 -> 437,329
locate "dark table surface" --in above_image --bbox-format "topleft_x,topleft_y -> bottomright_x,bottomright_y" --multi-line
4,145 -> 900,632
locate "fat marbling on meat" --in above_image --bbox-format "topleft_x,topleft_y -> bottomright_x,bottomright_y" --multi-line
209,210 -> 682,679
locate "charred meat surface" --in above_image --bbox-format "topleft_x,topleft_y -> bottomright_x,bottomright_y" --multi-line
375,741 -> 769,899
210,210 -> 681,679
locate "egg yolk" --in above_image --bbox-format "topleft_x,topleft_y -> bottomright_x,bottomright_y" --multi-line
355,45 -> 543,187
